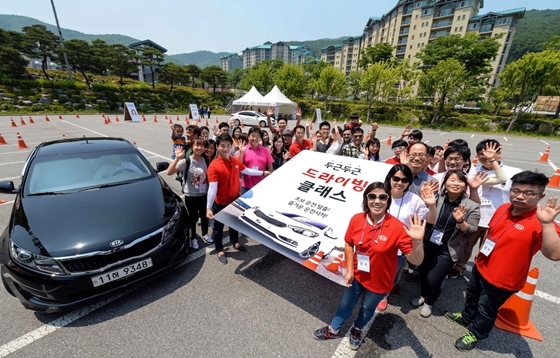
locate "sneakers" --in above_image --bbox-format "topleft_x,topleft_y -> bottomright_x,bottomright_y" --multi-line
376,297 -> 388,312
313,326 -> 340,341
455,331 -> 479,351
420,303 -> 432,318
202,233 -> 214,244
448,268 -> 464,279
190,238 -> 199,250
348,326 -> 363,350
410,296 -> 425,308
444,311 -> 468,327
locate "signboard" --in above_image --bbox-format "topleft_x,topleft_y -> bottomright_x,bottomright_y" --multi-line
315,108 -> 322,122
124,102 -> 140,122
274,106 -> 279,119
189,104 -> 200,120
214,150 -> 393,286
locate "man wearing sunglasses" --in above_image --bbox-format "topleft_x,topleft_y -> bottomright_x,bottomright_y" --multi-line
340,127 -> 365,158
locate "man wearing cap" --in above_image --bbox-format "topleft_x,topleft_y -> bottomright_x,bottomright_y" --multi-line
385,140 -> 408,165
282,128 -> 294,152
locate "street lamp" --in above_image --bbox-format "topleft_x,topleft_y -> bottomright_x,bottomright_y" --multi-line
50,0 -> 73,81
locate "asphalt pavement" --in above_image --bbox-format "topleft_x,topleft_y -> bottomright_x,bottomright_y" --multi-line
0,114 -> 559,358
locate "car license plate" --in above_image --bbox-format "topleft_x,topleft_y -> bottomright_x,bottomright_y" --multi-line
91,258 -> 153,287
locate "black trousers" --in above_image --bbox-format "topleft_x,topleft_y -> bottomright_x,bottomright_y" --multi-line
211,202 -> 238,253
420,242 -> 455,306
184,195 -> 208,238
462,266 -> 515,340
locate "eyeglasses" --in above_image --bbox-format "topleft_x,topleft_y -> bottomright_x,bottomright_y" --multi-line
510,189 -> 543,198
446,157 -> 463,163
392,146 -> 406,152
367,193 -> 389,201
391,176 -> 410,184
408,153 -> 427,159
353,135 -> 363,138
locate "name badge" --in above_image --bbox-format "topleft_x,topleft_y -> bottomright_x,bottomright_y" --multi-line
429,229 -> 444,245
252,166 -> 259,171
480,197 -> 492,206
397,249 -> 403,256
357,254 -> 370,273
198,183 -> 207,193
480,238 -> 496,256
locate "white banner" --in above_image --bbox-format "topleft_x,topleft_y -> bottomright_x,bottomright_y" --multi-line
189,104 -> 200,120
124,102 -> 140,122
315,108 -> 322,122
215,150 -> 393,286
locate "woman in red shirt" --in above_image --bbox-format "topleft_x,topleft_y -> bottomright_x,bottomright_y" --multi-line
313,182 -> 426,351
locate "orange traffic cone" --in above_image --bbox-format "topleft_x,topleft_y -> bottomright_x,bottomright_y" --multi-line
169,119 -> 173,125
257,121 -> 261,129
101,112 -> 105,118
58,113 -> 63,120
142,113 -> 146,122
115,115 -> 120,122
538,147 -> 550,162
0,199 -> 7,204
215,117 -> 219,124
324,253 -> 344,274
29,116 -> 35,124
472,155 -> 478,167
495,268 -> 542,341
107,116 -> 112,123
197,117 -> 201,123
10,118 -> 17,127
444,139 -> 450,150
154,115 -> 158,123
16,133 -> 28,149
386,133 -> 392,145
45,115 -> 50,122
205,119 -> 209,126
62,134 -> 67,140
176,115 -> 180,121
241,120 -> 245,129
186,119 -> 190,125
547,168 -> 560,188
75,112 -> 80,119
0,133 -> 7,145
104,118 -> 109,125
302,251 -> 325,271
20,116 -> 26,125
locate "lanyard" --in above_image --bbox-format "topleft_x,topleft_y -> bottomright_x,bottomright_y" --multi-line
358,214 -> 383,253
486,209 -> 531,244
394,195 -> 405,222
435,200 -> 454,232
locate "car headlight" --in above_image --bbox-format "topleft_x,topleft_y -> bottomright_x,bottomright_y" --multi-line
10,242 -> 66,275
162,204 -> 182,243
288,225 -> 318,238
324,227 -> 337,239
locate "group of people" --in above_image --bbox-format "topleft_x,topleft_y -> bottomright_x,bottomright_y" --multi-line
164,108 -> 560,353
198,105 -> 213,119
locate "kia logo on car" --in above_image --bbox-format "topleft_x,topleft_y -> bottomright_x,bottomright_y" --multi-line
110,240 -> 124,248
515,224 -> 524,230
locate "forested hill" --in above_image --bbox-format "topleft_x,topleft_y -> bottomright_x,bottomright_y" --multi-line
508,9 -> 560,62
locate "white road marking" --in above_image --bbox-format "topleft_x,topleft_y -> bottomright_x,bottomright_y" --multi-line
503,137 -> 509,142
0,241 -> 224,358
59,121 -> 108,137
140,149 -> 171,161
535,290 -> 560,305
424,140 -> 430,144
537,153 -> 557,171
0,161 -> 25,166
0,200 -> 14,206
470,134 -> 475,138
541,140 -> 550,146
0,176 -> 18,181
439,132 -> 447,135
0,151 -> 30,156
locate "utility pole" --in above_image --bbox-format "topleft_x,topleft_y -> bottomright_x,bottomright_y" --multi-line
50,0 -> 73,81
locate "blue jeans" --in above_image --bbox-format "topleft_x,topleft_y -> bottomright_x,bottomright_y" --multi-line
330,279 -> 387,331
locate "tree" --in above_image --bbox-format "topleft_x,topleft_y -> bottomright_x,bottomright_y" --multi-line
159,63 -> 189,92
419,58 -> 468,124
108,44 -> 139,85
90,39 -> 112,76
395,59 -> 418,102
0,29 -> 28,77
61,39 -> 96,88
140,46 -> 165,89
360,62 -> 399,121
239,61 -> 276,94
358,43 -> 395,69
312,65 -> 347,118
227,68 -> 244,91
273,64 -> 307,99
488,88 -> 506,116
21,25 -> 59,80
543,35 -> 560,51
200,65 -> 227,93
347,70 -> 363,100
302,59 -> 330,99
185,64 -> 201,87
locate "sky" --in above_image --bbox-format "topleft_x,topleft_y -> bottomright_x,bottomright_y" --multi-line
2,0 -> 557,55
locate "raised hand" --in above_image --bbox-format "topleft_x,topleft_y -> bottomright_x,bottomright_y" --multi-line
360,145 -> 368,155
310,133 -> 317,145
467,171 -> 489,189
401,124 -> 413,137
283,151 -> 291,161
444,139 -> 450,150
453,205 -> 467,222
267,106 -> 275,117
481,142 -> 500,161
305,120 -> 312,128
371,122 -> 379,131
174,147 -> 186,160
295,106 -> 302,118
404,214 -> 426,241
427,179 -> 440,194
537,197 -> 560,224
399,150 -> 409,166
238,139 -> 247,153
420,182 -> 437,206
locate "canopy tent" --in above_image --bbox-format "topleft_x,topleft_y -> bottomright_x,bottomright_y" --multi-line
232,86 -> 264,106
258,85 -> 297,118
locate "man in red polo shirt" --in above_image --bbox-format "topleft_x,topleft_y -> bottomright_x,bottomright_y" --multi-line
206,133 -> 271,264
445,171 -> 560,351
289,125 -> 312,158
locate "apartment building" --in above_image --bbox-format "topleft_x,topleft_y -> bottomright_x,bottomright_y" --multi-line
322,0 -> 524,88
220,53 -> 243,71
320,36 -> 363,76
241,42 -> 312,69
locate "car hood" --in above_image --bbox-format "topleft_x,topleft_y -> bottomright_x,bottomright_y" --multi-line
11,177 -> 175,257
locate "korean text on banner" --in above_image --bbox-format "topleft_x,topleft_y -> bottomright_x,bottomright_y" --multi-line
214,150 -> 393,286
124,102 -> 141,122
189,104 -> 200,120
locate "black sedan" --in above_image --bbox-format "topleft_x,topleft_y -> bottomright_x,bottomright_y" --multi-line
0,137 -> 189,312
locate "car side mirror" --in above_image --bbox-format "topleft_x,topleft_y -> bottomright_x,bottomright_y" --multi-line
155,162 -> 170,172
0,181 -> 16,193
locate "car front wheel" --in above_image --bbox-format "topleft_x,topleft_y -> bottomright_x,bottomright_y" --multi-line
259,120 -> 267,128
235,119 -> 241,126
299,242 -> 321,259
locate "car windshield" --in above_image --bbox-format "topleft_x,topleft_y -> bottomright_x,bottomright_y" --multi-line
256,112 -> 265,117
280,213 -> 328,230
24,148 -> 153,195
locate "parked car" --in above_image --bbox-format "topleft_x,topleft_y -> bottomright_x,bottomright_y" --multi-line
230,111 -> 275,128
0,137 -> 188,312
239,206 -> 337,258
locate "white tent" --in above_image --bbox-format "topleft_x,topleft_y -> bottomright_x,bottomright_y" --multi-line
232,86 -> 264,106
259,85 -> 297,118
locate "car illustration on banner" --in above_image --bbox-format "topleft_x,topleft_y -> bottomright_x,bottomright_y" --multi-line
239,206 -> 338,258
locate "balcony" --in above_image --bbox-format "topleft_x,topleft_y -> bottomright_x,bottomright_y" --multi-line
403,7 -> 414,15
402,18 -> 412,25
432,20 -> 453,29
480,24 -> 494,33
429,31 -> 450,40
396,47 -> 407,54
434,8 -> 454,18
399,29 -> 410,36
397,38 -> 408,45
